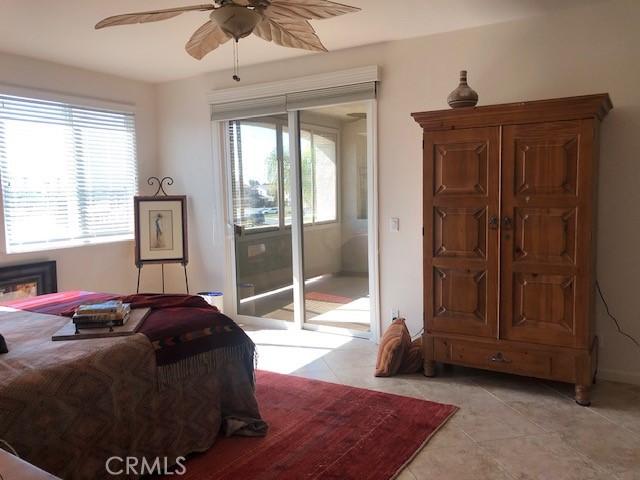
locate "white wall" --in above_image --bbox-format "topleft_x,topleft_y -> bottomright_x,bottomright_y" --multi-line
157,0 -> 640,383
0,52 -> 160,294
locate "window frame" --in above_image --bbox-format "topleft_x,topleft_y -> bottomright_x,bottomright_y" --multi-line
228,116 -> 340,236
0,87 -> 139,254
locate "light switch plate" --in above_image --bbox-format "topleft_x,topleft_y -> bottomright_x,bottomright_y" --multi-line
390,217 -> 400,232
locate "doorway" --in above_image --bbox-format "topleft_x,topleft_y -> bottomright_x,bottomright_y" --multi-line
223,100 -> 378,339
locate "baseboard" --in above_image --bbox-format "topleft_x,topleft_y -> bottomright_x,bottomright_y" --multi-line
597,368 -> 640,386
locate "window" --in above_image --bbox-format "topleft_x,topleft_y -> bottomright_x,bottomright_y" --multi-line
229,118 -> 337,232
300,129 -> 338,224
0,94 -> 138,253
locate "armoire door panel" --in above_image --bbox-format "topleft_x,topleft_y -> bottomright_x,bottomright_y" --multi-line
434,207 -> 487,259
513,272 -> 576,333
513,121 -> 581,198
513,207 -> 577,264
434,141 -> 488,197
501,120 -> 592,348
424,127 -> 499,338
432,267 -> 488,335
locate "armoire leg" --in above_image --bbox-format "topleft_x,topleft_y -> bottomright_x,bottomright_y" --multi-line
575,384 -> 591,406
423,360 -> 437,377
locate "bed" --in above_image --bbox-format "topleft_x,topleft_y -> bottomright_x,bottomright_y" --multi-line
0,291 -> 267,479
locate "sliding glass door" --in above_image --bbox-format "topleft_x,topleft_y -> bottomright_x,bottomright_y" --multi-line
228,115 -> 295,321
299,107 -> 370,335
224,101 -> 375,338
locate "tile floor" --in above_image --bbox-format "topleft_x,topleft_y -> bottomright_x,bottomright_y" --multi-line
246,328 -> 640,479
241,275 -> 370,331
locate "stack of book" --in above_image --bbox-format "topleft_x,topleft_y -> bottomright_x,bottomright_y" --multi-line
73,300 -> 131,329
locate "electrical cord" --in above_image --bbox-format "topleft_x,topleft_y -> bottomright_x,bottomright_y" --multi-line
596,280 -> 640,350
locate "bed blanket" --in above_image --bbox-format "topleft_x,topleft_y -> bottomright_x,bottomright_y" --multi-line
0,293 -> 267,479
6,292 -> 255,386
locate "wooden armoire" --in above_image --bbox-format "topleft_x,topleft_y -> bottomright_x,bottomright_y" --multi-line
412,94 -> 612,406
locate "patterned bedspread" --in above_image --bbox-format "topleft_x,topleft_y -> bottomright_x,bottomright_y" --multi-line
0,293 -> 267,479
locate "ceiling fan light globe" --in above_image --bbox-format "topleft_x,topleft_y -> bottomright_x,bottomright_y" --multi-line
210,4 -> 263,40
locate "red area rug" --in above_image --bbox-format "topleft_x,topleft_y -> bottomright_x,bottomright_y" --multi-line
177,371 -> 457,480
304,291 -> 354,304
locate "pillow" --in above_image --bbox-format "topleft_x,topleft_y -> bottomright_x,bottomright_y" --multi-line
374,318 -> 411,377
0,334 -> 7,354
399,336 -> 423,374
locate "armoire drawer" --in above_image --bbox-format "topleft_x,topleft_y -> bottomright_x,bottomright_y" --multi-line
433,337 -> 553,378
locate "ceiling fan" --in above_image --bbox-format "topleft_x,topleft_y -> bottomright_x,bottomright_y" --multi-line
96,0 -> 361,81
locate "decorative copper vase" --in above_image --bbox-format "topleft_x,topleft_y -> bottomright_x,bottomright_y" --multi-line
447,70 -> 479,108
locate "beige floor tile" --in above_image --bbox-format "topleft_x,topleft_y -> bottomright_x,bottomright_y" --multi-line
543,379 -> 578,398
588,381 -> 640,435
334,369 -> 422,398
558,424 -> 640,474
366,382 -> 427,399
506,395 -> 615,432
290,360 -> 341,383
451,402 -> 545,442
405,375 -> 501,408
471,373 -> 567,403
407,444 -> 514,480
322,347 -> 378,369
425,423 -> 476,450
248,328 -> 640,479
480,433 -> 611,480
395,467 -> 417,480
618,470 -> 640,480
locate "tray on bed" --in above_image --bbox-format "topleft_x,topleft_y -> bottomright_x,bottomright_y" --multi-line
52,308 -> 150,341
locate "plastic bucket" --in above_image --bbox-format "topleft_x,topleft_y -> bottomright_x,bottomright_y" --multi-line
197,291 -> 224,312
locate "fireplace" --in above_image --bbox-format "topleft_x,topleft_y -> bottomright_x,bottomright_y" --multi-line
0,261 -> 57,301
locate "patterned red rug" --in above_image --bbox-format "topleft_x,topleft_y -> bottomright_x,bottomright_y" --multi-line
176,371 -> 457,480
304,291 -> 355,304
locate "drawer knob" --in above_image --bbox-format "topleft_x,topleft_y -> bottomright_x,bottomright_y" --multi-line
489,352 -> 512,364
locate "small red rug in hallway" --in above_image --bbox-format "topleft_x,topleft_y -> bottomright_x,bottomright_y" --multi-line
175,371 -> 458,480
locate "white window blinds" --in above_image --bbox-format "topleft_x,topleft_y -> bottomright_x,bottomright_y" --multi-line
0,94 -> 138,253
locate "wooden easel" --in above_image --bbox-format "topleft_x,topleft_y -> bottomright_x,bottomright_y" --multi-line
135,176 -> 189,294
135,262 -> 189,294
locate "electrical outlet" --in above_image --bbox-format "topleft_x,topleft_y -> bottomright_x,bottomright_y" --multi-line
392,309 -> 400,320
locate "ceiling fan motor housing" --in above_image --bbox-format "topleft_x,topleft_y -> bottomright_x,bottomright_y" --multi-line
210,4 -> 264,40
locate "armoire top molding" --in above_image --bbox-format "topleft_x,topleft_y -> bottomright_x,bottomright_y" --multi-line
412,93 -> 612,131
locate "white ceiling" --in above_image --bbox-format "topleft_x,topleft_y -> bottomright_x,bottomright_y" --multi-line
0,0 -> 603,83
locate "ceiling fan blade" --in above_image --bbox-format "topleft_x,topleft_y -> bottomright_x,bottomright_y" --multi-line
264,0 -> 360,21
186,21 -> 232,60
95,4 -> 215,29
254,18 -> 327,52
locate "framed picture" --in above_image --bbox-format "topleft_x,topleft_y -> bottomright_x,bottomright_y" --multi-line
0,261 -> 57,301
134,196 -> 188,266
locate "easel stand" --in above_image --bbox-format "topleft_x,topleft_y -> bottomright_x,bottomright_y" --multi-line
134,176 -> 190,295
136,262 -> 189,294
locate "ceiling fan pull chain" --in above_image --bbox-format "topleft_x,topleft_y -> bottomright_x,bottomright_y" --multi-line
233,39 -> 240,82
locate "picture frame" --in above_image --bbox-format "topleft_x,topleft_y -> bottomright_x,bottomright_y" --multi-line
134,196 -> 188,266
0,261 -> 57,301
